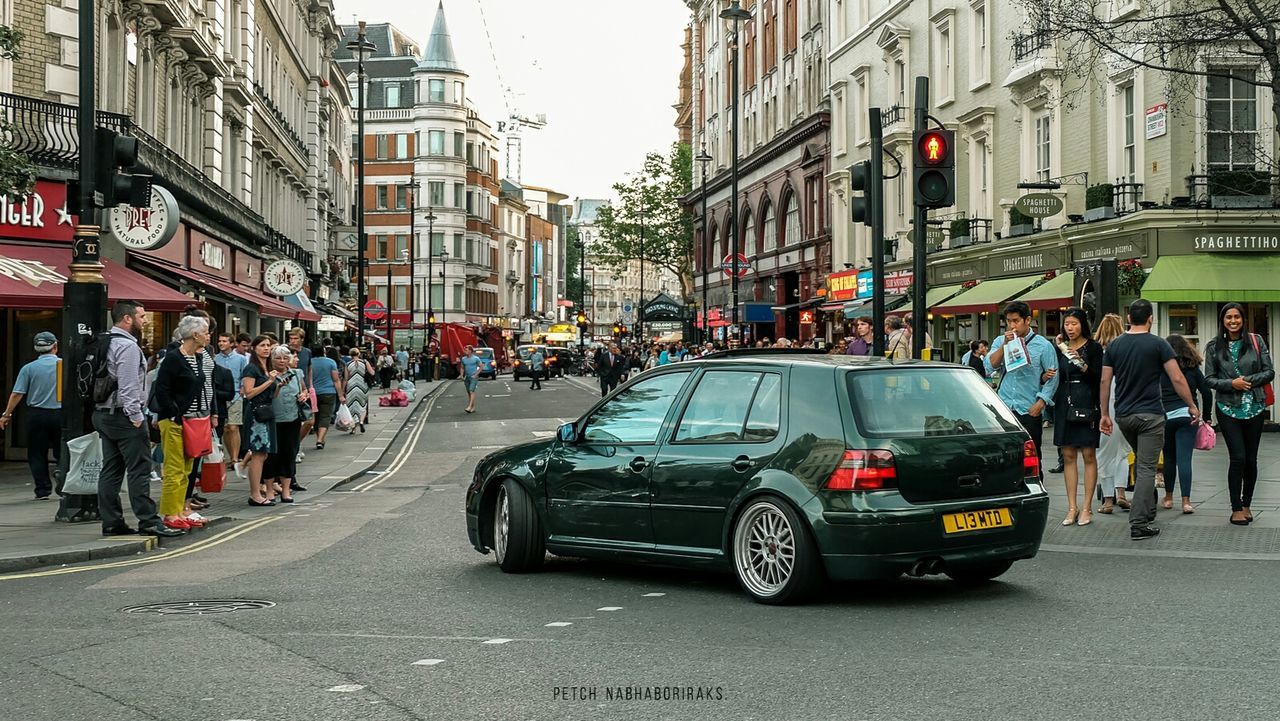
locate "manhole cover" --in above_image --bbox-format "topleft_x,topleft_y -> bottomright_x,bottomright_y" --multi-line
120,600 -> 276,616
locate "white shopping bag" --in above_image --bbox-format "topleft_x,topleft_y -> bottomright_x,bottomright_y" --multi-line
335,403 -> 356,431
63,431 -> 103,495
207,429 -> 225,464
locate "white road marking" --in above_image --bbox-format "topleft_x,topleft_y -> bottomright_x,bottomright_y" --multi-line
412,659 -> 445,666
487,394 -> 511,397
642,593 -> 666,597
597,607 -> 623,612
482,638 -> 513,644
544,622 -> 573,627
327,684 -> 365,692
472,445 -> 506,450
531,430 -> 555,438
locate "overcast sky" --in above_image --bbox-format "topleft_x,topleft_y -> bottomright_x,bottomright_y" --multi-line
332,0 -> 691,201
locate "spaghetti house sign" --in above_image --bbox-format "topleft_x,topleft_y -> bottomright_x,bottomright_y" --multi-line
1192,235 -> 1280,252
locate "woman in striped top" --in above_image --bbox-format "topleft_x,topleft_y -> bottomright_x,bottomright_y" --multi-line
152,316 -> 213,531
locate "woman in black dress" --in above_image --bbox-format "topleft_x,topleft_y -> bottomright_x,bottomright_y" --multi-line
1051,307 -> 1103,527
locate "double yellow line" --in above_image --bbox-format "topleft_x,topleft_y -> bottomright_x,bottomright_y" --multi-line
0,515 -> 282,581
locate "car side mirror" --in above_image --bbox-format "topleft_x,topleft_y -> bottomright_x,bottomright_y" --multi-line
557,422 -> 578,443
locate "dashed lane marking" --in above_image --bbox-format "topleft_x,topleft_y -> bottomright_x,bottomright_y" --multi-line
412,659 -> 445,666
327,685 -> 365,693
544,622 -> 573,627
472,445 -> 507,449
482,638 -> 514,644
597,607 -> 623,612
642,593 -> 666,597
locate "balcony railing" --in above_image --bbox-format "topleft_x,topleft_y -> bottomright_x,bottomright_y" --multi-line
881,105 -> 906,127
1014,30 -> 1049,62
0,92 -> 311,268
251,81 -> 307,156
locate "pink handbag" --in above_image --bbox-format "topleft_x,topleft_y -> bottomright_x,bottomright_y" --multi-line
1194,421 -> 1216,451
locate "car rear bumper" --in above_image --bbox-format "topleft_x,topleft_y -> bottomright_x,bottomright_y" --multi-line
812,493 -> 1050,580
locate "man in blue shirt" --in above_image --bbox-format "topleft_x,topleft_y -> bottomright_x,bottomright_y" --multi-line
1,332 -> 62,499
985,301 -> 1059,479
215,332 -> 249,477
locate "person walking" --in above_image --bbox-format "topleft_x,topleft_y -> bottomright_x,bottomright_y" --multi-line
885,316 -> 910,360
344,348 -> 373,433
846,316 -> 875,356
1049,309 -> 1103,526
459,345 -> 482,413
985,301 -> 1060,478
0,331 -> 63,499
1160,333 -> 1212,515
310,346 -> 343,450
287,329 -> 313,463
396,346 -> 409,378
242,336 -> 280,506
151,315 -> 213,531
263,346 -> 307,503
1092,314 -> 1131,513
93,302 -> 180,537
1099,299 -> 1200,541
1204,302 -> 1274,526
598,343 -> 624,397
376,347 -> 396,391
529,347 -> 544,390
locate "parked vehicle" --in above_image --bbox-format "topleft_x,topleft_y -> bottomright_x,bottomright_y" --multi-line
474,347 -> 497,379
466,350 -> 1050,604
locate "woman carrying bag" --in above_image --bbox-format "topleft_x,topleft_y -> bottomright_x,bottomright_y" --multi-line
1205,302 -> 1275,526
1160,334 -> 1212,514
242,336 -> 281,506
151,316 -> 213,531
263,346 -> 308,503
1048,308 -> 1104,526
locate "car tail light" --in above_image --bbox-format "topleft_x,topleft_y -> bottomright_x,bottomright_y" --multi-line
825,450 -> 897,491
513,360 -> 522,366
1023,440 -> 1040,480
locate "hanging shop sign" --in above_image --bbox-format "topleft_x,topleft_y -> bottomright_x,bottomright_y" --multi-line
1014,193 -> 1065,219
106,185 -> 180,251
856,270 -> 874,299
0,180 -> 74,242
264,259 -> 306,296
884,270 -> 913,294
827,268 -> 860,302
317,315 -> 347,332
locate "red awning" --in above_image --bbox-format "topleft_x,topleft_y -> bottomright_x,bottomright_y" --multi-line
133,257 -> 321,322
0,243 -> 192,311
819,301 -> 845,312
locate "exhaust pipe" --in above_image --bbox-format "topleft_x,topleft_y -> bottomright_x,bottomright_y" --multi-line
907,558 -> 944,577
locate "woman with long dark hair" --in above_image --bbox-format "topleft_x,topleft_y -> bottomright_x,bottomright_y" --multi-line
1050,308 -> 1104,526
241,336 -> 280,506
1161,334 -> 1212,514
1205,303 -> 1274,525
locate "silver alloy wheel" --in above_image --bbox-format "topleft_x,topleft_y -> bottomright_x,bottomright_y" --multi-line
733,501 -> 796,598
494,485 -> 510,562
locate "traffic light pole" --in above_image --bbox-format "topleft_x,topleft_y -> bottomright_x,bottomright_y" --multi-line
869,108 -> 886,358
56,0 -> 108,522
911,77 -> 930,360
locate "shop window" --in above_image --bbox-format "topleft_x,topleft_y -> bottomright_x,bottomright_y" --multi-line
1167,304 -> 1199,347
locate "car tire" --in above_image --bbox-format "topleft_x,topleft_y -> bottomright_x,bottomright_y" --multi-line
493,479 -> 545,573
945,559 -> 1013,584
730,496 -> 824,605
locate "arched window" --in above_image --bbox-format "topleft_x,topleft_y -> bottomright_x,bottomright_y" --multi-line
740,208 -> 754,257
709,220 -> 721,268
782,191 -> 801,247
761,201 -> 776,253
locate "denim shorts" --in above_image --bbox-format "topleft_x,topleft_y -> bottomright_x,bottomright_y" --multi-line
464,377 -> 479,393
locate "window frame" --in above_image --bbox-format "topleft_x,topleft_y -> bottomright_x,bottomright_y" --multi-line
669,369 -> 784,445
579,370 -> 695,446
968,0 -> 991,91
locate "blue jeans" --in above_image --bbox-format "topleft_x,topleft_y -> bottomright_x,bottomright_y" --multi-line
1161,415 -> 1196,498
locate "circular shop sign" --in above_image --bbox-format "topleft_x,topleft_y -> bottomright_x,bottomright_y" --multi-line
264,259 -> 306,296
1014,193 -> 1065,219
106,185 -> 180,251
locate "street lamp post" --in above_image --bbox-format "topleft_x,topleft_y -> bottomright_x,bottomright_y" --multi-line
721,0 -> 751,344
405,179 -> 420,356
637,202 -> 645,342
346,22 -> 376,350
577,232 -> 587,353
695,146 -> 712,344
421,204 -> 436,379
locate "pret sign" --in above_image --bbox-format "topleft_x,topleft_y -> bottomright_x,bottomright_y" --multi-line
720,253 -> 751,278
264,259 -> 306,296
106,185 -> 180,251
1014,193 -> 1065,219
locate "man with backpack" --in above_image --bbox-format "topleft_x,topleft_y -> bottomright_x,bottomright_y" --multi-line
92,301 -> 181,538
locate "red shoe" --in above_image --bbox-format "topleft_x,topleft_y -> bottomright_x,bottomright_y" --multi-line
163,517 -> 193,529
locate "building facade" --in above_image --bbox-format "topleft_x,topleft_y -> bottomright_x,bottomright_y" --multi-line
684,0 -> 833,344
826,0 -> 1278,421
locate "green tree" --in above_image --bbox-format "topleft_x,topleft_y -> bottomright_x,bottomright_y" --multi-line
0,25 -> 36,199
593,143 -> 694,300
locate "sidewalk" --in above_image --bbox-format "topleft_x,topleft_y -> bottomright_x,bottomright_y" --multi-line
0,382 -> 449,573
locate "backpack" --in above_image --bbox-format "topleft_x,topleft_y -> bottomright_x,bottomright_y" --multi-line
76,332 -> 118,403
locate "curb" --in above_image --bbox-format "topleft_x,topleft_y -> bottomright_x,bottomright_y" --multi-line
0,383 -> 451,576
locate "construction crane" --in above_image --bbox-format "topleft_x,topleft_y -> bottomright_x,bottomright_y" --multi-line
474,0 -> 545,185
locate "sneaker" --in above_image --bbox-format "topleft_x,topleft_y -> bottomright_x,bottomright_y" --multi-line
149,471 -> 161,483
295,452 -> 304,464
233,461 -> 246,479
1130,525 -> 1161,541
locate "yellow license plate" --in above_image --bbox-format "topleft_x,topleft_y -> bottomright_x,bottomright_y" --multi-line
942,508 -> 1013,534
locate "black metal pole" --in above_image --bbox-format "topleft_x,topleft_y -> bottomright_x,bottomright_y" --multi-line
870,107 -> 886,358
728,20 -> 742,343
385,242 -> 393,349
57,0 -> 109,522
638,204 -> 645,342
579,237 -> 586,353
354,23 -> 369,350
912,77 -> 929,359
408,186 -> 415,356
700,159 -> 709,344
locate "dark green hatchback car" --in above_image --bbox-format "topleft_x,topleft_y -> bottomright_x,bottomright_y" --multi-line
465,351 -> 1050,604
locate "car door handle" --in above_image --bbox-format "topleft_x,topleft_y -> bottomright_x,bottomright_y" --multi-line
958,474 -> 982,488
731,455 -> 753,473
628,457 -> 650,473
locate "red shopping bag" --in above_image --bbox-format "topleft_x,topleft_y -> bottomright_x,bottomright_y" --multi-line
182,416 -> 213,457
199,459 -> 226,493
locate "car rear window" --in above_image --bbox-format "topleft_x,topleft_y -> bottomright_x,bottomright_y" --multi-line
475,349 -> 493,358
846,368 -> 1024,438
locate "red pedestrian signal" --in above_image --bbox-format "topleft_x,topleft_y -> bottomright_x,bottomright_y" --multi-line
918,131 -> 949,165
912,129 -> 955,209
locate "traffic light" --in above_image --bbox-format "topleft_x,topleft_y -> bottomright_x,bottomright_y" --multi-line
912,129 -> 955,209
849,160 -> 874,227
95,128 -> 152,208
612,324 -> 621,336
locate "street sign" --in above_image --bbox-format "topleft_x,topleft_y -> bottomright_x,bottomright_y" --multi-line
908,226 -> 945,247
799,309 -> 815,325
363,299 -> 387,321
720,253 -> 751,278
1014,193 -> 1064,219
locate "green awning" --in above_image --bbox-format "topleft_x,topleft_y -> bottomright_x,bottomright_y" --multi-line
924,284 -> 964,308
932,274 -> 1043,315
1019,271 -> 1075,311
843,294 -> 908,315
1143,255 -> 1280,302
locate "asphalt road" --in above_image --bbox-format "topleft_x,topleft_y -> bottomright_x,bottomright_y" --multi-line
2,372 -> 1278,721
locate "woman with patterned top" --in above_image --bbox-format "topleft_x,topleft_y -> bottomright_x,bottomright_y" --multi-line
242,336 -> 281,506
1205,303 -> 1275,526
